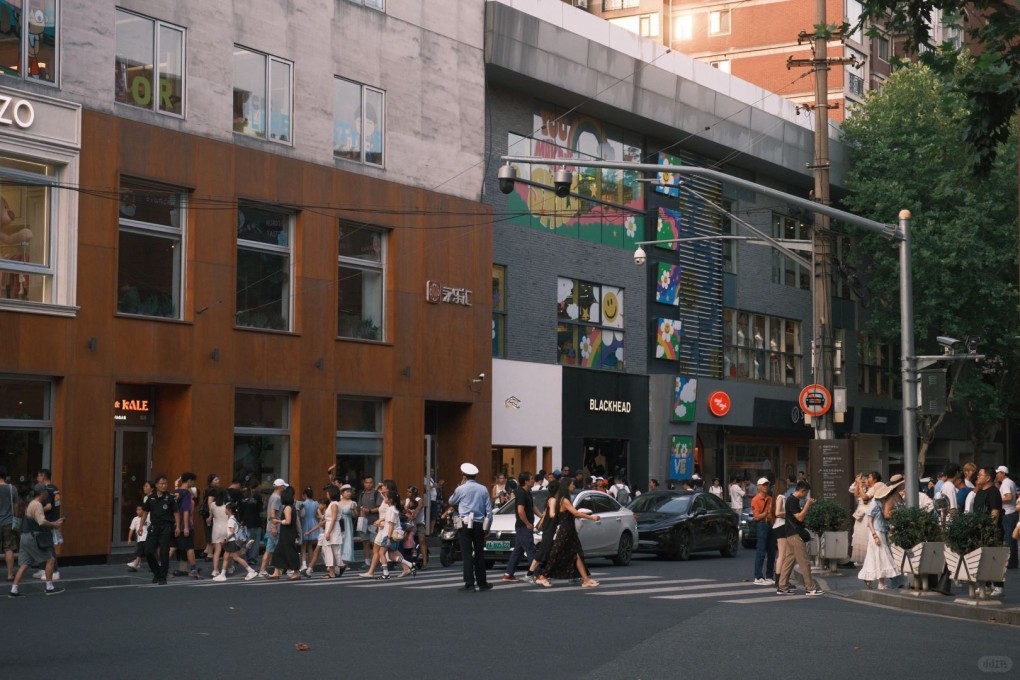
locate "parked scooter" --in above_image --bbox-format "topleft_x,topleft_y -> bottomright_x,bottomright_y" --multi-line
439,513 -> 460,567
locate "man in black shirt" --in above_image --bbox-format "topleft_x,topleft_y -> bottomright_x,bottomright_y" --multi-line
140,476 -> 179,585
973,467 -> 1004,596
502,472 -> 536,583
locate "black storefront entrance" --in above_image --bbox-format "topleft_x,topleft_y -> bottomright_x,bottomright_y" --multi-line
561,368 -> 648,487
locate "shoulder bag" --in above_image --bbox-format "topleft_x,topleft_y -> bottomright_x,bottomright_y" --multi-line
9,486 -> 21,532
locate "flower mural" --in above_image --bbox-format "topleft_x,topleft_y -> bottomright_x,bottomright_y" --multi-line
672,376 -> 697,422
656,317 -> 682,360
655,263 -> 682,305
656,207 -> 681,251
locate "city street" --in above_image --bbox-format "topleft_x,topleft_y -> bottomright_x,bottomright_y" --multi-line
5,548 -> 1016,678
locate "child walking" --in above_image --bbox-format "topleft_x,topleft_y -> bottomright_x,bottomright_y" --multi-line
126,505 -> 147,571
213,503 -> 258,582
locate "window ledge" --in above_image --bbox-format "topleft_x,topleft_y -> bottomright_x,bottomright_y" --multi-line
337,336 -> 391,347
0,301 -> 78,318
234,325 -> 299,336
115,312 -> 191,325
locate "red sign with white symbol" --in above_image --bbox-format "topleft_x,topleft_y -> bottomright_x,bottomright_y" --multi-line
798,384 -> 832,417
708,391 -> 731,417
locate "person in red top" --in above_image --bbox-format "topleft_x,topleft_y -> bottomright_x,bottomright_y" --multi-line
751,477 -> 776,585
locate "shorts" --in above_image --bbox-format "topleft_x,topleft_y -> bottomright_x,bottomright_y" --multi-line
1,524 -> 17,553
223,540 -> 241,553
175,532 -> 195,552
265,531 -> 280,554
134,540 -> 148,557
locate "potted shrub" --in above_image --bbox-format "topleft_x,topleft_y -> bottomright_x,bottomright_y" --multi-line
943,512 -> 1009,598
888,506 -> 945,589
805,499 -> 852,563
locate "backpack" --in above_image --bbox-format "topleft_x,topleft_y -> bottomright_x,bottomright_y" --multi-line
615,484 -> 631,505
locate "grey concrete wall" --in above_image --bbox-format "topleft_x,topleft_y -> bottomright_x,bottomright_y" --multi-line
43,0 -> 486,201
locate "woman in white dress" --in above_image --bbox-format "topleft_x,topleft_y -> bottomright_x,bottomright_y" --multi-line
849,474 -> 872,566
857,482 -> 899,589
319,486 -> 345,578
208,489 -> 230,578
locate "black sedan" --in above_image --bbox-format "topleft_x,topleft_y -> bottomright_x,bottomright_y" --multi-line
631,490 -> 739,560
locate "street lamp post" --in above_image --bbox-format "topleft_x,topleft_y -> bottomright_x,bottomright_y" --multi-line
499,157 -> 917,507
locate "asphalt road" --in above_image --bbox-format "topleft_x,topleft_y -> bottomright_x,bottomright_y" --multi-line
5,549 -> 1016,679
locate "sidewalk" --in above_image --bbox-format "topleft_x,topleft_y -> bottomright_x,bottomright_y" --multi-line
813,562 -> 1020,625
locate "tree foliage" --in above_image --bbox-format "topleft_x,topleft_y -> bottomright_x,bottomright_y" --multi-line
854,0 -> 1020,174
840,62 -> 1019,458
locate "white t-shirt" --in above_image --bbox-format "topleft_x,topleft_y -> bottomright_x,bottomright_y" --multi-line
129,515 -> 147,542
964,490 -> 976,513
728,483 -> 745,508
999,477 -> 1017,515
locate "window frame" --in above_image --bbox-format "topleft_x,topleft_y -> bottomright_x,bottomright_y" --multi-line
0,0 -> 58,85
235,204 -> 294,332
674,15 -> 694,41
232,45 -> 293,145
557,276 -> 626,371
708,9 -> 730,36
333,76 -> 385,167
876,33 -> 890,63
347,0 -> 385,10
0,375 -> 53,488
338,222 -> 387,341
233,390 -> 291,487
492,264 -> 506,357
771,211 -> 810,291
723,308 -> 801,385
336,397 -> 385,482
116,178 -> 187,320
114,9 -> 185,117
720,198 -> 736,273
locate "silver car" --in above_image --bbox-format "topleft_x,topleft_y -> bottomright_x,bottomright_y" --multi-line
485,489 -> 637,566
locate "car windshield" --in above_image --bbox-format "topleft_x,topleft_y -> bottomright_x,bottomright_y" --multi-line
496,489 -> 550,514
630,493 -> 692,515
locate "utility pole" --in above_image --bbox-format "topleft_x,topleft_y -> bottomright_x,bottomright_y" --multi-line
787,0 -> 858,440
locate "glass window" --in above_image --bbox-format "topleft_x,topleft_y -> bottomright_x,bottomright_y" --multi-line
114,9 -> 184,116
604,0 -> 640,9
492,265 -> 506,357
709,10 -> 730,35
333,77 -> 384,167
336,397 -> 384,483
1,159 -> 54,304
710,60 -> 731,74
236,205 -> 293,331
857,332 -> 899,396
233,391 -> 290,488
876,34 -> 890,62
771,212 -> 810,291
347,0 -> 384,9
0,377 -> 52,492
557,277 -> 625,371
674,15 -> 694,41
338,222 -> 385,340
721,199 -> 736,273
724,308 -> 801,385
233,46 -> 292,143
0,0 -> 57,84
117,179 -> 185,318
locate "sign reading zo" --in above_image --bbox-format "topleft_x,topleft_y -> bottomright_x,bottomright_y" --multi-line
0,95 -> 34,128
589,399 -> 632,413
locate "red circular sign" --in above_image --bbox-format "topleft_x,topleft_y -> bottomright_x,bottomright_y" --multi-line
708,391 -> 731,417
798,384 -> 832,417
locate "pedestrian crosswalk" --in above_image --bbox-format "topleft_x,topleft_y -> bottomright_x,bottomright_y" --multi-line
94,568 -> 822,604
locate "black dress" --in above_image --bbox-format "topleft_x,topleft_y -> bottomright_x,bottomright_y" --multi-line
272,505 -> 301,571
544,504 -> 583,580
535,501 -> 559,566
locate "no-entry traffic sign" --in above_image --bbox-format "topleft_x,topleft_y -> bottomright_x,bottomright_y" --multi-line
798,384 -> 832,417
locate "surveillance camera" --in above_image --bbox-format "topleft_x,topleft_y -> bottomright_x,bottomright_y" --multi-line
477,373 -> 485,381
966,337 -> 979,354
633,246 -> 647,266
497,164 -> 517,195
937,336 -> 962,354
553,169 -> 572,198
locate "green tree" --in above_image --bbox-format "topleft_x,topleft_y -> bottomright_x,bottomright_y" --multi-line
854,0 -> 1020,174
840,62 -> 1018,468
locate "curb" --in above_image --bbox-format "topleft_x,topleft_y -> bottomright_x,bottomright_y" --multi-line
849,589 -> 1020,625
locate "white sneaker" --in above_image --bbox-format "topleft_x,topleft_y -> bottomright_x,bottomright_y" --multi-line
305,567 -> 314,577
32,570 -> 45,579
226,566 -> 235,576
300,562 -> 307,571
753,578 -> 771,586
258,570 -> 269,577
244,570 -> 258,581
990,587 -> 1004,597
212,573 -> 226,582
210,570 -> 220,578
52,571 -> 60,581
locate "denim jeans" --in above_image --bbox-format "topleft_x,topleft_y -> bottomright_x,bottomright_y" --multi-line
754,522 -> 776,580
505,527 -> 536,576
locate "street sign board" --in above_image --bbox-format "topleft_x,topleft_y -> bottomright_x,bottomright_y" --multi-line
707,391 -> 731,417
798,384 -> 831,417
918,369 -> 946,415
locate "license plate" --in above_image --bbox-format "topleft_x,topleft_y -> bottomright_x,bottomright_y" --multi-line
485,540 -> 511,551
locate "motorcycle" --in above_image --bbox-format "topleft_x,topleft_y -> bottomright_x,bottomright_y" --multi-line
439,513 -> 460,567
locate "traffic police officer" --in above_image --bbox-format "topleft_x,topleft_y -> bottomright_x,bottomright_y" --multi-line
445,463 -> 493,592
140,475 -> 179,585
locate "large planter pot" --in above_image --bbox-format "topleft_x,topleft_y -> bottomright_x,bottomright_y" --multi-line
820,531 -> 848,560
945,545 -> 1009,583
892,542 -> 946,575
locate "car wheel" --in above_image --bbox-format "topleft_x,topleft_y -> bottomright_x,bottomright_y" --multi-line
672,530 -> 691,561
440,545 -> 454,567
611,532 -> 633,566
721,529 -> 739,557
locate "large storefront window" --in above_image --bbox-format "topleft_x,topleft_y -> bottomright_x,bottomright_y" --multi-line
117,179 -> 185,318
233,391 -> 290,487
723,309 -> 801,385
557,277 -> 625,371
336,397 -> 383,483
728,442 -> 780,487
232,46 -> 292,143
1,158 -> 53,303
0,0 -> 57,84
114,9 -> 184,116
338,222 -> 385,340
236,205 -> 292,331
0,376 -> 52,492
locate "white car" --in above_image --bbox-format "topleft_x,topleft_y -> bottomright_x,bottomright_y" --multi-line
484,489 -> 637,566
